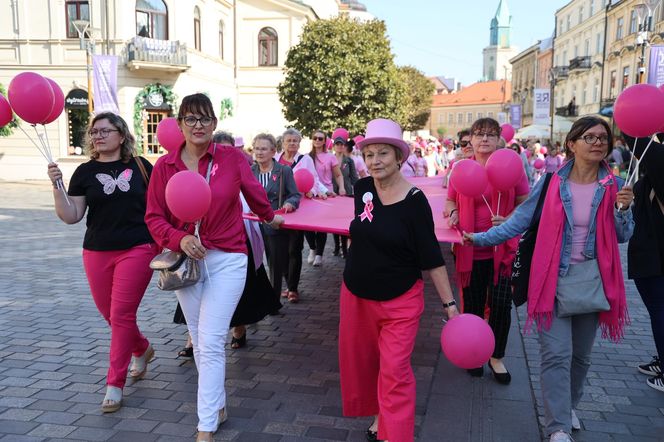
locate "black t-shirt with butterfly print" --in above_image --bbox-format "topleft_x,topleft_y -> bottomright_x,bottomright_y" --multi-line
68,157 -> 155,251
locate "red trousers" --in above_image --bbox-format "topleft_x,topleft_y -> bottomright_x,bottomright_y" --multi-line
82,243 -> 158,388
339,280 -> 424,442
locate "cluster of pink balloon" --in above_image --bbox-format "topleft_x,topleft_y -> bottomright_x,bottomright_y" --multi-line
165,171 -> 212,223
2,72 -> 65,127
614,83 -> 664,137
441,313 -> 495,369
449,148 -> 525,198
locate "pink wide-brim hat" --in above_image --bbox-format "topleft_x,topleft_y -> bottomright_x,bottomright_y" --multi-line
357,118 -> 409,159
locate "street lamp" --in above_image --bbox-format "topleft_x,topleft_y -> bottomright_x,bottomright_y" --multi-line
548,68 -> 558,142
72,19 -> 94,114
635,0 -> 662,83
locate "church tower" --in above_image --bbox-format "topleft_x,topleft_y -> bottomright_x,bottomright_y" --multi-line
483,0 -> 517,81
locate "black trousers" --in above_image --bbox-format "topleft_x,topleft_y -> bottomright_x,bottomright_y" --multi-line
284,231 -> 304,291
332,234 -> 348,255
635,276 -> 664,371
304,231 -> 327,256
462,258 -> 513,359
264,232 -> 289,301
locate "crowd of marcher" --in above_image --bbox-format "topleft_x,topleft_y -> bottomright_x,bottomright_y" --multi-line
45,93 -> 663,442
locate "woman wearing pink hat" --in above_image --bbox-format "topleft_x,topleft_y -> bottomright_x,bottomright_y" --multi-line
340,118 -> 458,442
305,129 -> 347,266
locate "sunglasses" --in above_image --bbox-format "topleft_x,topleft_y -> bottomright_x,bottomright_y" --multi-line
312,136 -> 325,141
459,140 -> 469,147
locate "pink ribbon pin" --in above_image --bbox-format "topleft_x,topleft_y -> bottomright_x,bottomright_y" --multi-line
360,192 -> 374,222
210,164 -> 218,177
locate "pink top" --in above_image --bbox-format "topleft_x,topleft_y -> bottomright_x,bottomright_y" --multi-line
414,157 -> 427,177
352,155 -> 368,177
401,154 -> 417,177
146,144 -> 274,255
568,181 -> 597,264
448,167 -> 530,260
313,152 -> 338,189
544,155 -> 563,173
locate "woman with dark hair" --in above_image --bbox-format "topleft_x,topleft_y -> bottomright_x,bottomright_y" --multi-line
465,116 -> 634,441
47,112 -> 158,413
145,94 -> 282,442
446,117 -> 530,384
332,136 -> 359,258
306,129 -> 345,266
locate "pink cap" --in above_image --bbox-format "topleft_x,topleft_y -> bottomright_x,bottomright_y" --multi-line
352,135 -> 365,145
331,127 -> 349,141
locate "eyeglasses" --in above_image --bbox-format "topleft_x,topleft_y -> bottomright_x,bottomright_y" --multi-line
182,116 -> 215,127
459,140 -> 469,147
472,132 -> 499,140
312,136 -> 325,141
581,134 -> 609,145
88,128 -> 119,138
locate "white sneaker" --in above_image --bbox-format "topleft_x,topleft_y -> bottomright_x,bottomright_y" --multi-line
571,410 -> 580,431
307,250 -> 316,264
550,430 -> 574,442
313,255 -> 322,267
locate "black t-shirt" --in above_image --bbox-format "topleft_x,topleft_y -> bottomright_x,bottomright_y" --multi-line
343,177 -> 445,301
68,157 -> 154,251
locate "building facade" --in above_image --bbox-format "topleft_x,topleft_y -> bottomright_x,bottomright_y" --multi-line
0,0 -> 351,180
483,0 -> 518,81
509,43 -> 539,127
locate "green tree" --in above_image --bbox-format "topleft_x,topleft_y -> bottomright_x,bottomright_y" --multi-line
0,83 -> 19,137
278,17 -> 405,135
436,126 -> 446,138
398,66 -> 434,132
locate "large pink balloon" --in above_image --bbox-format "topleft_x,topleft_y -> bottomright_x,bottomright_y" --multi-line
485,148 -> 525,191
441,314 -> 495,369
157,117 -> 185,152
539,146 -> 548,155
165,171 -> 211,223
449,160 -> 488,198
0,94 -> 12,128
293,168 -> 314,193
42,78 -> 65,124
8,72 -> 55,124
533,158 -> 545,170
501,124 -> 515,142
614,84 -> 664,137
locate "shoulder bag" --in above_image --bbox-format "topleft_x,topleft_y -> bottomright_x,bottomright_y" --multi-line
511,173 -> 553,306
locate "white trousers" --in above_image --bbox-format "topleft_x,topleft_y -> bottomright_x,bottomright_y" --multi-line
176,250 -> 247,432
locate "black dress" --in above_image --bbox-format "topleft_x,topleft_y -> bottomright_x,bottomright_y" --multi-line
172,239 -> 280,326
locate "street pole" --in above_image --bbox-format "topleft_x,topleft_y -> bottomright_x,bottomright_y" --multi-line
86,45 -> 93,114
549,69 -> 556,143
73,20 -> 94,116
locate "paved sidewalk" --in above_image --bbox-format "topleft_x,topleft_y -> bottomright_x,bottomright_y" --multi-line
0,180 -> 663,442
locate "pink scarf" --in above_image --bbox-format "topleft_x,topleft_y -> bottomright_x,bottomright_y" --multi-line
526,165 -> 629,342
454,187 -> 518,289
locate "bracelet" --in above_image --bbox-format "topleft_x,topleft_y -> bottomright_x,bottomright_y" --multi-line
443,300 -> 457,309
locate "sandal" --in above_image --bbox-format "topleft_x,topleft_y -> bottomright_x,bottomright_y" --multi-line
281,289 -> 289,298
178,346 -> 194,359
231,332 -> 247,349
129,345 -> 155,379
287,291 -> 299,303
195,408 -> 227,441
101,386 -> 122,413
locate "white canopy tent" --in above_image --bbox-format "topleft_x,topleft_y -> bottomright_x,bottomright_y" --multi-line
515,116 -> 575,142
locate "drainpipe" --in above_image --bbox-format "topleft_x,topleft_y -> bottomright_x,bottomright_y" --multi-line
599,2 -> 610,113
105,0 -> 110,55
233,0 -> 238,80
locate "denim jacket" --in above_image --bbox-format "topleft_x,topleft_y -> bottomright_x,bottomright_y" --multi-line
473,159 -> 634,277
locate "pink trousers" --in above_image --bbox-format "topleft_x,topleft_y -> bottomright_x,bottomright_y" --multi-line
82,243 -> 158,388
339,280 -> 424,442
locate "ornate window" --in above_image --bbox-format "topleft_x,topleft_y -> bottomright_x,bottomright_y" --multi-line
258,27 -> 278,66
194,7 -> 201,51
66,1 -> 90,38
136,0 -> 168,40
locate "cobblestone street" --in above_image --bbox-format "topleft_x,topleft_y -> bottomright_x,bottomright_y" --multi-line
0,180 -> 663,441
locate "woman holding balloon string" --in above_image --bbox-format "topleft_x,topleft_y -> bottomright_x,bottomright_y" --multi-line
446,117 -> 530,384
47,112 -> 158,414
464,116 -> 633,441
145,94 -> 283,442
274,128 -> 325,303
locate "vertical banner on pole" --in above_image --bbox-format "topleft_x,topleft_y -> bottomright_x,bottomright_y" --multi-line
647,45 -> 664,87
509,104 -> 522,129
92,55 -> 120,114
533,88 -> 551,125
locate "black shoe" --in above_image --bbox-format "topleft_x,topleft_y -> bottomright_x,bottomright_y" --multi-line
488,360 -> 512,385
177,346 -> 193,359
638,356 -> 661,376
333,247 -> 341,256
647,374 -> 664,392
230,333 -> 247,349
366,428 -> 384,442
467,366 -> 483,377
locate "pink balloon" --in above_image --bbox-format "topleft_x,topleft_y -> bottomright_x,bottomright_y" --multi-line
441,314 -> 495,369
485,148 -> 525,191
42,78 -> 65,124
449,160 -> 488,198
533,158 -> 545,170
0,94 -> 12,128
293,168 -> 314,194
165,171 -> 211,222
156,117 -> 185,152
8,72 -> 55,124
614,84 -> 664,137
501,124 -> 515,142
325,138 -> 333,150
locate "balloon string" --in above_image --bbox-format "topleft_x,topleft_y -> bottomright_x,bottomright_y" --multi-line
194,221 -> 211,280
18,125 -> 49,161
497,192 -> 501,217
626,136 -> 655,187
482,195 -> 495,217
35,124 -> 71,206
623,137 -> 638,188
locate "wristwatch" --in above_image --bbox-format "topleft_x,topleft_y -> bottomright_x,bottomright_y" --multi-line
443,300 -> 457,309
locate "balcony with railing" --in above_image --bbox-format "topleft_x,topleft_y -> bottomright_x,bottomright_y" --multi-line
569,56 -> 591,71
556,105 -> 578,117
551,66 -> 569,79
125,36 -> 189,73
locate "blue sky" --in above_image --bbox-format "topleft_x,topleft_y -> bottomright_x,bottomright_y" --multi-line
360,0 -> 568,85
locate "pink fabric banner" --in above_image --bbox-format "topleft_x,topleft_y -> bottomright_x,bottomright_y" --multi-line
244,176 -> 460,243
